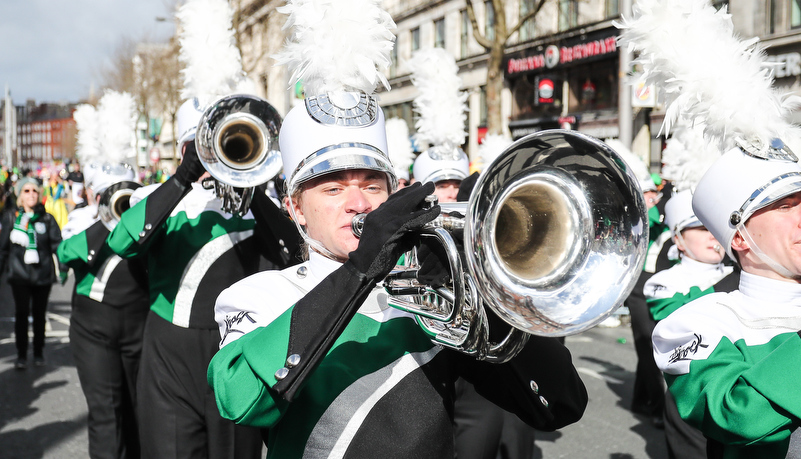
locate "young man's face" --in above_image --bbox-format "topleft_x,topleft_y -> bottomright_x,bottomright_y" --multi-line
292,170 -> 390,260
735,191 -> 801,281
676,227 -> 724,264
434,179 -> 461,203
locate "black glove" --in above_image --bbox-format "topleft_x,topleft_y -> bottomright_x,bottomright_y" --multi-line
456,171 -> 480,202
416,237 -> 452,289
173,141 -> 206,187
347,181 -> 440,280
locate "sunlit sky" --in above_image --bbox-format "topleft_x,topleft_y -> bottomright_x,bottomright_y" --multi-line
0,0 -> 176,105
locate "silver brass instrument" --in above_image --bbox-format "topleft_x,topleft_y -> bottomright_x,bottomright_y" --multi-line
352,130 -> 648,362
98,181 -> 142,231
196,94 -> 283,215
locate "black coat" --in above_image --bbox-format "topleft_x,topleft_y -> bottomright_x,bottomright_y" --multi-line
0,205 -> 62,286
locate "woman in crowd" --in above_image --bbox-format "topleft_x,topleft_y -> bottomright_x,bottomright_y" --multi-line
0,177 -> 62,369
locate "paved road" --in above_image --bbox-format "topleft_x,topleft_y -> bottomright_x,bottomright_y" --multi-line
0,275 -> 88,459
0,275 -> 668,459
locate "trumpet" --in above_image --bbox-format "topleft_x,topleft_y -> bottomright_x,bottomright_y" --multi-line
195,94 -> 283,215
98,181 -> 142,231
353,130 -> 648,362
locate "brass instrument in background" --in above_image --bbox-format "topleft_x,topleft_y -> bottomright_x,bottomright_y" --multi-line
98,181 -> 142,231
353,130 -> 649,363
195,94 -> 283,216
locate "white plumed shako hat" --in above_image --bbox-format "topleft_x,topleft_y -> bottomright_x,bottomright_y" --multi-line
273,0 -> 398,195
407,48 -> 469,186
664,189 -> 702,237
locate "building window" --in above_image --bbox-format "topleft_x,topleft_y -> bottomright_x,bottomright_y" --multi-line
434,17 -> 445,48
770,0 -> 780,33
605,0 -> 619,17
461,10 -> 471,58
559,0 -> 578,31
519,0 -> 537,41
390,41 -> 398,78
793,0 -> 801,28
485,1 -> 495,42
411,27 -> 420,52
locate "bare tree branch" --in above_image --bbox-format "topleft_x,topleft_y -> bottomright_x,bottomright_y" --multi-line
505,0 -> 548,43
466,0 -> 493,50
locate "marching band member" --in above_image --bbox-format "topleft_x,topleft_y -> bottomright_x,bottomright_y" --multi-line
106,1 -> 301,456
207,2 -> 587,457
59,162 -> 148,459
621,0 -> 801,456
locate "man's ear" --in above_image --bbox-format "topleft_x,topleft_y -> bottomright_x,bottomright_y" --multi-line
673,234 -> 685,253
731,230 -> 749,254
285,195 -> 306,226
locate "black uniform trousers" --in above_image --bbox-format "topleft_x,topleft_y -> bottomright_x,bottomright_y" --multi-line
137,311 -> 262,459
453,378 -> 535,459
627,271 -> 665,418
70,294 -> 148,459
663,389 -> 706,459
12,282 -> 51,360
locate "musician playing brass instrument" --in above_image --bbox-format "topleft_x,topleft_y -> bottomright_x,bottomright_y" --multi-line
207,2 -> 588,457
208,92 -> 588,459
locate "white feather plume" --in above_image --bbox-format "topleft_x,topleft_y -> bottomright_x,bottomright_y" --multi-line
660,124 -> 721,192
274,0 -> 396,96
604,138 -> 651,183
177,0 -> 256,107
96,90 -> 137,164
479,134 -> 513,170
408,48 -> 469,150
73,104 -> 101,164
385,118 -> 414,176
616,0 -> 801,152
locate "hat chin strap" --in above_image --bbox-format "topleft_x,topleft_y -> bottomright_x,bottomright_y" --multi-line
674,231 -> 699,262
737,226 -> 798,279
286,196 -> 349,263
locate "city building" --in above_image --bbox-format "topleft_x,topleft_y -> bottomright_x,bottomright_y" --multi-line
0,99 -> 76,169
737,0 -> 801,124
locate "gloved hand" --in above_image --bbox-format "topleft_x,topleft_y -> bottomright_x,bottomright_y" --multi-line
416,237 -> 452,289
173,141 -> 206,186
348,182 -> 440,280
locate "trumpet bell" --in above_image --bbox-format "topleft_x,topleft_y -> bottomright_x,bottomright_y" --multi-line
98,181 -> 142,231
196,94 -> 283,188
465,130 -> 648,337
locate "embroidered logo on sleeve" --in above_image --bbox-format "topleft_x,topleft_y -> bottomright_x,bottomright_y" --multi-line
650,284 -> 667,296
667,333 -> 708,364
221,311 -> 256,346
